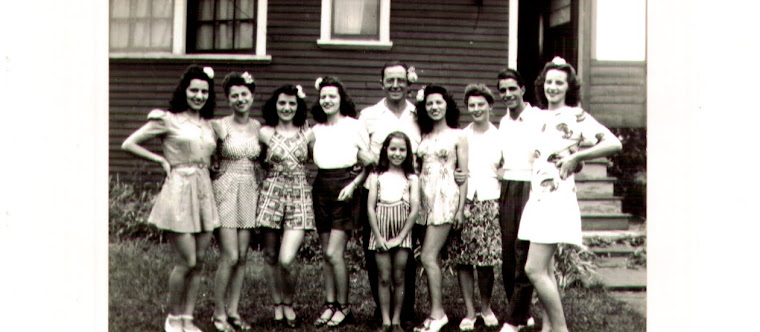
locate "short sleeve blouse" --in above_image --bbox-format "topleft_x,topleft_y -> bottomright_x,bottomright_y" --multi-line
312,116 -> 370,169
142,109 -> 217,165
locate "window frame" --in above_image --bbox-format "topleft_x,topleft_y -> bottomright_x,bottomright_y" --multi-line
317,0 -> 392,50
109,0 -> 271,62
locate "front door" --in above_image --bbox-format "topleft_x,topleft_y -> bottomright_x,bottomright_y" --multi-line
517,0 -> 579,105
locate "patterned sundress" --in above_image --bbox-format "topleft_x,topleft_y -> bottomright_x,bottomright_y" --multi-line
517,107 -> 616,246
368,172 -> 416,251
212,117 -> 261,228
417,129 -> 463,226
256,128 -> 315,230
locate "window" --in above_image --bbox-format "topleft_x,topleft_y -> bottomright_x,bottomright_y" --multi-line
318,0 -> 392,50
109,0 -> 270,60
187,0 -> 256,53
110,0 -> 174,52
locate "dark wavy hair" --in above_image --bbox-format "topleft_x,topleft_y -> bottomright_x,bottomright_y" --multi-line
261,85 -> 308,127
415,85 -> 460,134
222,72 -> 256,97
380,60 -> 409,81
168,64 -> 216,119
497,68 -> 525,88
311,76 -> 356,123
463,83 -> 495,106
534,59 -> 581,109
376,131 -> 415,176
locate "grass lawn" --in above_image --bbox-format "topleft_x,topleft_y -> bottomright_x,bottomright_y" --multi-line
109,240 -> 646,331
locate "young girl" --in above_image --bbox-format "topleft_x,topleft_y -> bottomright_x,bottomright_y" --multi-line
256,84 -> 315,328
517,57 -> 622,332
414,85 -> 469,332
310,76 -> 371,328
121,65 -> 219,332
367,131 -> 420,332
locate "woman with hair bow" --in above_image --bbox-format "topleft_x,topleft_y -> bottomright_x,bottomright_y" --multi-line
256,84 -> 314,328
514,57 -> 622,332
121,64 -> 219,332
209,71 -> 261,332
310,76 -> 372,328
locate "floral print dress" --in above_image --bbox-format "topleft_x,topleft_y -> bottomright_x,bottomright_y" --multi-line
517,106 -> 615,246
416,129 -> 463,226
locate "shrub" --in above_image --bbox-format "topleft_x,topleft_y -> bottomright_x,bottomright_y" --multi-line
109,176 -> 164,243
609,128 -> 647,220
554,244 -> 600,289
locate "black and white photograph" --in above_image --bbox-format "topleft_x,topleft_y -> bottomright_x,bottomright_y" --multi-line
3,0 -> 758,331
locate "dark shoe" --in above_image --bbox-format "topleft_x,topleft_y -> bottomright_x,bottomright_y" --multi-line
326,304 -> 355,327
314,302 -> 336,327
391,324 -> 404,332
227,314 -> 251,331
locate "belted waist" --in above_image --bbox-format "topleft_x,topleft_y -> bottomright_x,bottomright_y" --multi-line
171,162 -> 209,169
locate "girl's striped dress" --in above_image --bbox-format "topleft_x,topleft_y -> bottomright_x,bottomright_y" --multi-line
368,172 -> 415,251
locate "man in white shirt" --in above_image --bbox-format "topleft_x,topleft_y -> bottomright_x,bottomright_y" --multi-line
358,61 -> 421,324
496,69 -> 544,332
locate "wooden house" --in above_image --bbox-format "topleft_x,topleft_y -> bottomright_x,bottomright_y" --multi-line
108,0 -> 646,229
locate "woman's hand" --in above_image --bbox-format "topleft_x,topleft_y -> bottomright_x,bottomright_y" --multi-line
376,237 -> 389,251
386,237 -> 402,248
337,182 -> 356,201
556,154 -> 580,180
453,210 -> 464,230
160,158 -> 171,177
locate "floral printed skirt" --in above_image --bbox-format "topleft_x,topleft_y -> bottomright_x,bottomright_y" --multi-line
447,199 -> 502,266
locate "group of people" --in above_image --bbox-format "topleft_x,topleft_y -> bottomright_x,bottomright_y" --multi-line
122,57 -> 622,332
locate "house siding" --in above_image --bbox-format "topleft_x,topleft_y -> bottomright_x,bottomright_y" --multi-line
110,0 -> 510,181
586,60 -> 646,128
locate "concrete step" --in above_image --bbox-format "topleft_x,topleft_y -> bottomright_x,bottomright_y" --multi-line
581,213 -> 631,231
595,266 -> 647,290
579,196 -> 623,214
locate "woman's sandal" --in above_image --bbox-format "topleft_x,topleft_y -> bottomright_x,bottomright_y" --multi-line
326,303 -> 355,327
211,316 -> 235,332
314,302 -> 336,327
282,302 -> 298,328
227,314 -> 251,331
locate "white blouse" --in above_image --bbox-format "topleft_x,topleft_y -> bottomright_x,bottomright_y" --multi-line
464,123 -> 502,201
312,116 -> 370,169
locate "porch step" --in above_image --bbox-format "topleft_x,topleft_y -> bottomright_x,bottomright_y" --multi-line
575,159 -> 611,180
576,177 -> 616,197
581,213 -> 631,231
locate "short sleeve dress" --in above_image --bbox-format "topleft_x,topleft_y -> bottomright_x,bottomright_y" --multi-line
517,107 -> 615,246
143,109 -> 220,233
417,129 -> 463,226
212,116 -> 261,229
367,172 -> 416,251
256,128 -> 316,230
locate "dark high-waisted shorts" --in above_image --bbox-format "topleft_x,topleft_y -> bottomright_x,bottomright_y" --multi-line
313,166 -> 360,233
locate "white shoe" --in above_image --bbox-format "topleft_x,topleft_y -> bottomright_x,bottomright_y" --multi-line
179,315 -> 203,332
426,314 -> 448,332
499,322 -> 519,332
459,316 -> 476,331
481,312 -> 499,327
164,314 -> 183,332
526,316 -> 536,327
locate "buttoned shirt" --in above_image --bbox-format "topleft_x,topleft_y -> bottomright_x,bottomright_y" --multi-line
498,104 -> 546,181
359,98 -> 421,159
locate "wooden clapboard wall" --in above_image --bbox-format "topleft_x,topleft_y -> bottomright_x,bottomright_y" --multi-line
110,0 -> 510,181
586,60 -> 646,128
